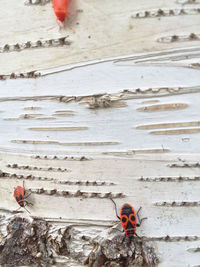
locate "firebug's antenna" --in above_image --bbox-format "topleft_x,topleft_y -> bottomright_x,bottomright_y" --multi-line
110,198 -> 120,220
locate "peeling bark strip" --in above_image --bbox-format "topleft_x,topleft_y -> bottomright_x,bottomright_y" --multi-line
0,71 -> 41,80
114,47 -> 200,63
187,247 -> 200,253
103,148 -> 170,155
24,106 -> 41,110
21,113 -> 43,118
24,0 -> 51,5
131,7 -> 200,18
54,86 -> 200,104
29,188 -> 125,198
7,163 -> 70,173
4,115 -> 56,121
4,113 -> 44,120
150,128 -> 200,135
36,117 -> 56,120
31,155 -> 91,161
137,121 -> 200,130
126,51 -> 200,66
0,36 -> 70,54
0,171 -> 10,178
141,100 -> 160,104
137,103 -> 188,112
168,163 -> 200,168
190,63 -> 200,69
56,180 -> 115,186
28,126 -> 88,131
154,201 -> 200,207
142,235 -> 200,242
0,171 -> 114,186
81,97 -> 127,109
157,33 -> 200,43
11,140 -> 119,146
54,110 -> 75,113
0,96 -> 58,102
176,0 -> 199,4
139,176 -> 200,182
53,110 -> 75,116
0,86 -> 199,101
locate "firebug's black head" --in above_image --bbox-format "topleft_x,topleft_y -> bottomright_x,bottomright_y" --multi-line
121,204 -> 133,216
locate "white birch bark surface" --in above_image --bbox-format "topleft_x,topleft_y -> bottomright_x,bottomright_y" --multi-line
0,0 -> 200,266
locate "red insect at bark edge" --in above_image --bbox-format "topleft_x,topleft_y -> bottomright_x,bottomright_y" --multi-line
110,198 -> 147,239
53,0 -> 70,23
13,181 -> 32,213
14,185 -> 25,207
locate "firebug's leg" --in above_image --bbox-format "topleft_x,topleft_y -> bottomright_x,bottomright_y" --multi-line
24,200 -> 33,206
136,207 -> 147,227
24,192 -> 31,199
23,180 -> 32,199
110,198 -> 120,220
57,19 -> 64,30
23,206 -> 31,214
134,232 -> 141,238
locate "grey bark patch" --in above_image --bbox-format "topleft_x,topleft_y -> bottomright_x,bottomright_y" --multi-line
0,217 -> 54,267
0,216 -> 159,267
86,234 -> 159,267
